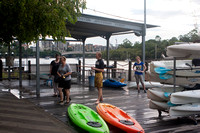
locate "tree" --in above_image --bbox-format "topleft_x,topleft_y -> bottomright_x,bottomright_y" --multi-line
0,0 -> 86,90
118,38 -> 133,49
0,0 -> 86,44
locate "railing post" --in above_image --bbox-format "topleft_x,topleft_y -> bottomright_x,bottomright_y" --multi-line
28,60 -> 31,80
112,60 -> 117,78
78,60 -> 81,83
128,61 -> 132,81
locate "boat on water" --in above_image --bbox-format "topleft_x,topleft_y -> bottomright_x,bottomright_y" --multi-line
103,79 -> 127,88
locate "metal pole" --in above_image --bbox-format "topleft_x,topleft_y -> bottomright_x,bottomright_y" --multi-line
19,41 -> 22,89
8,43 -> 11,81
142,0 -> 146,78
36,40 -> 40,97
0,58 -> 2,81
142,0 -> 146,63
82,38 -> 86,84
155,44 -> 157,60
128,61 -> 132,81
173,57 -> 176,92
106,34 -> 111,79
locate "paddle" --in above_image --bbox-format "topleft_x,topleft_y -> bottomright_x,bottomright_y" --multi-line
154,66 -> 200,75
154,67 -> 171,75
159,73 -> 173,80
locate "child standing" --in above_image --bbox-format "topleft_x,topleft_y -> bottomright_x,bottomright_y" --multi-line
133,56 -> 147,93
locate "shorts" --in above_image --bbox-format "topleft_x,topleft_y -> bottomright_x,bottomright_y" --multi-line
95,73 -> 103,88
58,80 -> 71,89
135,74 -> 144,84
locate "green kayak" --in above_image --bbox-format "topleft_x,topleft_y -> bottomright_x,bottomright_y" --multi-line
68,103 -> 109,133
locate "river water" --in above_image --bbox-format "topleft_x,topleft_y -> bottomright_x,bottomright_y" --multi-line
1,58 -> 132,71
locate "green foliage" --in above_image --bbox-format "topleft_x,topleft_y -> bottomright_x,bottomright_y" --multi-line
102,28 -> 200,61
118,38 -> 133,48
0,0 -> 86,44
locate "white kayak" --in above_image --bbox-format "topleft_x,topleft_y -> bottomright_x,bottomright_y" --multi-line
167,70 -> 200,77
147,87 -> 184,102
147,89 -> 169,102
169,103 -> 200,117
150,60 -> 192,74
170,90 -> 200,104
166,43 -> 200,58
149,100 -> 169,111
128,81 -> 172,88
146,71 -> 200,86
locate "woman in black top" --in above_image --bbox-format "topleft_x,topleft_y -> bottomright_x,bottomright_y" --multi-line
50,54 -> 60,97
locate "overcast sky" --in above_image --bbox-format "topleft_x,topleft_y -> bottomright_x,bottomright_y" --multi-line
83,0 -> 200,46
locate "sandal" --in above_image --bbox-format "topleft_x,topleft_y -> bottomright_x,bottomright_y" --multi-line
95,100 -> 100,104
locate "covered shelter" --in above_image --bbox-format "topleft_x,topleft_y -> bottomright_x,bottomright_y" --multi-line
36,14 -> 158,96
66,14 -> 158,81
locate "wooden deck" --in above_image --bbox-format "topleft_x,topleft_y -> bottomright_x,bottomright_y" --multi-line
24,83 -> 200,133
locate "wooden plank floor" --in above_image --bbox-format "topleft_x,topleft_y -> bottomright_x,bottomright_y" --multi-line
25,84 -> 200,133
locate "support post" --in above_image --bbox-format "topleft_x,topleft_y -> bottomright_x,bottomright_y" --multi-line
36,40 -> 40,97
28,60 -> 31,80
173,57 -> 176,92
19,41 -> 22,90
77,59 -> 81,83
106,34 -> 111,79
82,38 -> 86,84
8,43 -> 11,81
128,61 -> 132,81
142,0 -> 146,78
0,58 -> 2,81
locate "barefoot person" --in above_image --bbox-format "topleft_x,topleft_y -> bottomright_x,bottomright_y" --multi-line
57,56 -> 72,105
133,56 -> 146,93
50,54 -> 60,97
91,52 -> 104,104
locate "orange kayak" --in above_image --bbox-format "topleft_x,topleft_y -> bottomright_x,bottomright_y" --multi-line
96,103 -> 144,133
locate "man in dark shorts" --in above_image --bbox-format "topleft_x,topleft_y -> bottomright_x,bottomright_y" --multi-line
91,52 -> 104,104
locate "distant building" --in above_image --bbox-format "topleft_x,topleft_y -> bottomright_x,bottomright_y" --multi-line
30,46 -> 36,52
86,44 -> 93,52
41,41 -> 53,51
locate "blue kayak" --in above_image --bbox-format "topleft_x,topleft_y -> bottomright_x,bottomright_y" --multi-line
103,79 -> 127,88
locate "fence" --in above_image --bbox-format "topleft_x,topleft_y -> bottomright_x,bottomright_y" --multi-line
0,59 -> 135,84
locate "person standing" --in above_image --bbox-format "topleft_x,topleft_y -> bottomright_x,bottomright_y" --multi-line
133,56 -> 146,93
91,52 -> 104,104
50,54 -> 60,97
57,56 -> 72,105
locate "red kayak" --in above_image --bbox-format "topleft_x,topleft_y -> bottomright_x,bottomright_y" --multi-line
96,103 -> 144,133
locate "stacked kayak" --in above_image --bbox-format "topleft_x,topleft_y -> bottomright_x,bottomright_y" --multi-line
170,90 -> 200,104
147,87 -> 184,111
166,43 -> 200,58
103,79 -> 127,88
68,103 -> 109,133
96,103 -> 144,133
170,103 -> 200,117
147,60 -> 200,86
169,90 -> 200,117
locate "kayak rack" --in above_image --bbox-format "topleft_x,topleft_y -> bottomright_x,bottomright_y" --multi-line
157,57 -> 200,125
